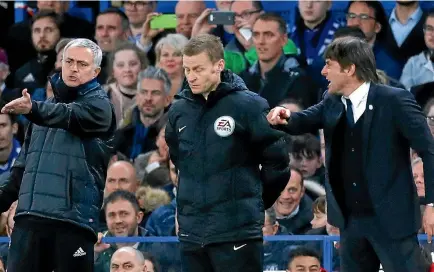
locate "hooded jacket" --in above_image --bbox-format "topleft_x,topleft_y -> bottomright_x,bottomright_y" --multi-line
165,70 -> 290,245
0,73 -> 116,238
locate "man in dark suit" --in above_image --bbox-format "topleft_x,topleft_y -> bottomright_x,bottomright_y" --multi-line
267,36 -> 434,272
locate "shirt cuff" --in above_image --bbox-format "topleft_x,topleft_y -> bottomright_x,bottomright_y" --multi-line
136,39 -> 153,53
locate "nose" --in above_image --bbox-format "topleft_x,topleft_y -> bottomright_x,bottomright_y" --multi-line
306,1 -> 313,8
321,65 -> 327,77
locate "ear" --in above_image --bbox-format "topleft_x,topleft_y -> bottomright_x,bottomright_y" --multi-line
216,59 -> 225,72
93,67 -> 101,78
281,34 -> 288,48
12,123 -> 18,135
374,22 -> 382,34
137,211 -> 144,224
346,64 -> 356,77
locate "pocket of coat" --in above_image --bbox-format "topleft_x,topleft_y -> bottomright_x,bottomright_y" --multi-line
66,171 -> 73,209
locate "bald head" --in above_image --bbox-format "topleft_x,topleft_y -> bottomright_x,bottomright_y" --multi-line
110,247 -> 145,272
175,0 -> 206,38
105,161 -> 139,197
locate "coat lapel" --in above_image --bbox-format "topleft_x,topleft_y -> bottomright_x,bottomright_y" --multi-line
362,84 -> 377,172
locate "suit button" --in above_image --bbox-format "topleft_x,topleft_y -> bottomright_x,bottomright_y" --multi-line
353,183 -> 356,186
351,148 -> 355,152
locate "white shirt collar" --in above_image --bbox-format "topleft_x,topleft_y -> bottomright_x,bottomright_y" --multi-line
342,82 -> 370,109
0,83 -> 5,92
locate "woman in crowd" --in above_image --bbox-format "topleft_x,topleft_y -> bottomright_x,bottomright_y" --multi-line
155,34 -> 188,101
105,42 -> 148,125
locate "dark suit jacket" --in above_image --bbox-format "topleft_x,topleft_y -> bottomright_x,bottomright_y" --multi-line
279,83 -> 434,239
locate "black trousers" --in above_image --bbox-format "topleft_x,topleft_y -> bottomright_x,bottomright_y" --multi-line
340,215 -> 431,272
7,216 -> 95,272
180,239 -> 263,272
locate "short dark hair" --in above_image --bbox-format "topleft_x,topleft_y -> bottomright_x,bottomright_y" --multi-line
183,34 -> 224,64
288,247 -> 321,267
324,36 -> 379,83
291,134 -> 321,159
142,252 -> 161,272
424,98 -> 434,116
334,26 -> 366,40
255,12 -> 287,34
98,7 -> 130,32
346,1 -> 388,41
103,190 -> 140,213
0,100 -> 17,125
312,195 -> 326,214
32,10 -> 62,29
231,0 -> 263,11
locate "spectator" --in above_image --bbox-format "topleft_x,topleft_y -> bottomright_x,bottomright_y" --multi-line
5,0 -> 94,80
175,0 -> 206,39
400,11 -> 434,90
95,8 -> 131,84
114,66 -> 169,160
14,11 -> 60,92
241,13 -> 319,109
110,247 -> 147,272
135,186 -> 170,226
155,34 -> 189,100
413,157 -> 425,202
123,1 -> 157,39
263,207 -> 292,271
424,98 -> 434,137
346,0 -> 402,81
134,125 -> 170,187
310,195 -> 327,230
0,49 -> 12,97
286,247 -> 323,272
290,134 -> 325,188
385,0 -> 427,66
0,200 -> 16,266
291,0 -> 345,90
142,252 -> 161,272
0,101 -> 20,175
226,0 -> 264,54
104,161 -> 140,198
95,191 -> 148,272
104,42 -> 148,125
274,167 -> 313,235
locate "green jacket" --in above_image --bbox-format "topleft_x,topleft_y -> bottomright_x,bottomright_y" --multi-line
224,39 -> 298,74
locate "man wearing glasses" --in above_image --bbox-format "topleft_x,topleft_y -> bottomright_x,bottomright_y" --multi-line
123,1 -> 157,39
346,0 -> 402,82
225,0 -> 264,54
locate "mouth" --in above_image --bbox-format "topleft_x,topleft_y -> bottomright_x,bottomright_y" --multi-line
68,76 -> 78,81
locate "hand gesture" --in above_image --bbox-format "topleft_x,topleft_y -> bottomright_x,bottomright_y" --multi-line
1,89 -> 32,114
267,106 -> 291,125
423,206 -> 434,243
94,232 -> 110,253
191,9 -> 217,37
140,12 -> 165,46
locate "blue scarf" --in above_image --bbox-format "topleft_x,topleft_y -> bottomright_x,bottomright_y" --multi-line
130,122 -> 149,160
0,139 -> 21,174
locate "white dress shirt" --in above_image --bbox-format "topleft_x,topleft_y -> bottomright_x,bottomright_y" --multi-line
341,82 -> 370,124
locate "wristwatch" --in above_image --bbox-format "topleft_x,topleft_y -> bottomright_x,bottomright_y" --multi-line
427,203 -> 434,207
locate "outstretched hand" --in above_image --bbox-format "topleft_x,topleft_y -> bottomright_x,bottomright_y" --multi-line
266,106 -> 291,125
1,89 -> 32,114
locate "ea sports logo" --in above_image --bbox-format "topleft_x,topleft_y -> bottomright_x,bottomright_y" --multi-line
214,116 -> 235,137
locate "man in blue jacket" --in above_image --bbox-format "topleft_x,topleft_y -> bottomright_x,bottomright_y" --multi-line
165,33 -> 291,272
0,38 -> 116,272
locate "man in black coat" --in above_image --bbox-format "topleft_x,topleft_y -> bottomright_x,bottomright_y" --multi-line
165,34 -> 290,272
0,38 -> 116,272
268,36 -> 434,272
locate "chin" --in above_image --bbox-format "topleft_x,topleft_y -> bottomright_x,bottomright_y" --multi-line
64,80 -> 81,87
